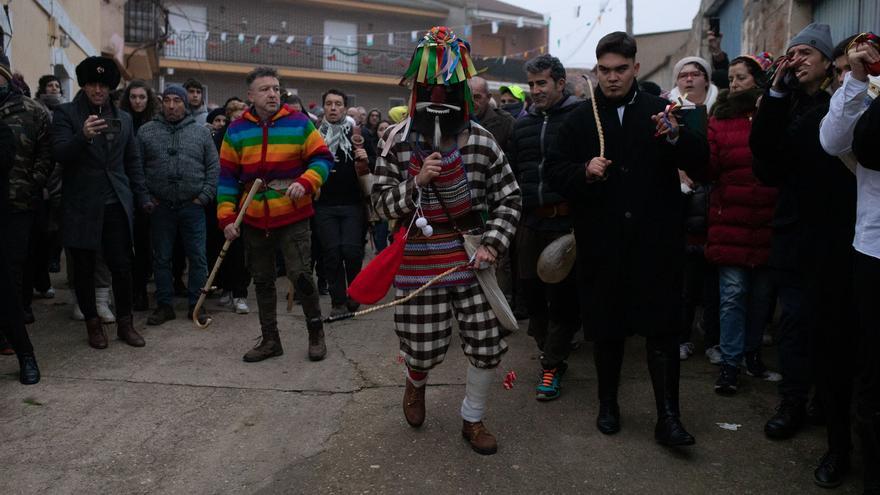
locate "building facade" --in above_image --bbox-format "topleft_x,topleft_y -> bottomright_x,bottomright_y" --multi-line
1,0 -> 126,96
126,0 -> 547,113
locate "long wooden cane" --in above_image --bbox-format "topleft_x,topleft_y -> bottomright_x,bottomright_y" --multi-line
192,179 -> 263,328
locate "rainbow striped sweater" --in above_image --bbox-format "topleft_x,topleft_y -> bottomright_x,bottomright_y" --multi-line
217,104 -> 334,230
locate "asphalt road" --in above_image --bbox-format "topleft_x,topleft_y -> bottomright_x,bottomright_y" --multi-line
0,276 -> 865,494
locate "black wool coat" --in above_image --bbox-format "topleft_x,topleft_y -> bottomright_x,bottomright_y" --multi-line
750,89 -> 856,297
545,85 -> 708,341
52,93 -> 149,250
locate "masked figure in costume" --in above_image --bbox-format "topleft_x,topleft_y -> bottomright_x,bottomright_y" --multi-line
370,26 -> 521,455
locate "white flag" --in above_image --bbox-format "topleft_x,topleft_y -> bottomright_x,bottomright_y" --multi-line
388,32 -> 394,45
491,21 -> 499,34
517,17 -> 524,28
411,30 -> 418,42
269,35 -> 278,44
285,35 -> 294,44
220,32 -> 227,42
366,34 -> 374,47
323,35 -> 330,45
254,35 -> 261,44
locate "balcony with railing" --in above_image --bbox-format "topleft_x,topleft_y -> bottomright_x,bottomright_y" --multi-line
161,30 -> 528,82
125,0 -> 167,44
162,30 -> 415,78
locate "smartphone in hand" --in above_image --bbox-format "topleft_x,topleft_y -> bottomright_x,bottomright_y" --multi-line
103,118 -> 122,134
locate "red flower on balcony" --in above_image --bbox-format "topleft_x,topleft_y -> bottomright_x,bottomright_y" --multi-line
362,55 -> 372,65
327,54 -> 337,61
250,46 -> 261,54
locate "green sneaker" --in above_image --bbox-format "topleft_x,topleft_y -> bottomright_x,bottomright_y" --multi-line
536,363 -> 567,401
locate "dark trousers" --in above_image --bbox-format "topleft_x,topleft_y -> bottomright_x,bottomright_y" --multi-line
132,208 -> 152,298
314,204 -> 366,306
0,217 -> 34,355
206,201 -> 250,298
775,282 -> 810,400
517,226 -> 581,369
68,203 -> 134,320
594,334 -> 681,415
23,200 -> 51,309
680,252 -> 720,347
3,211 -> 33,312
854,251 -> 880,422
243,222 -> 321,334
151,203 -> 208,307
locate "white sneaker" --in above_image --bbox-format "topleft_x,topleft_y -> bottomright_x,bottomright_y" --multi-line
71,294 -> 85,321
679,342 -> 694,360
34,287 -> 56,299
234,297 -> 249,314
705,345 -> 723,365
95,287 -> 115,323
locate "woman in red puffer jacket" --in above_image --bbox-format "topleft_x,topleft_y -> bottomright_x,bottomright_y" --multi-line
706,53 -> 781,395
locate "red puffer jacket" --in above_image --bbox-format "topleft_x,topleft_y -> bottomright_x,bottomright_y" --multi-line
705,89 -> 778,268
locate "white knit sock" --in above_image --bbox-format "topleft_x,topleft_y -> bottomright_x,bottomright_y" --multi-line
460,364 -> 493,423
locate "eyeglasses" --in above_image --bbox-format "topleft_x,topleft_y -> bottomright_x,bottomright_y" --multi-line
677,70 -> 705,80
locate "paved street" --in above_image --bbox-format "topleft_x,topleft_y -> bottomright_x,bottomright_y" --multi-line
0,275 -> 865,494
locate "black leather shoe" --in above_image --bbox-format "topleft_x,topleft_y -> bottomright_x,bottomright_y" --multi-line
655,416 -> 696,446
23,307 -> 35,325
765,398 -> 806,440
813,450 -> 850,488
18,354 -> 40,385
596,401 -> 621,435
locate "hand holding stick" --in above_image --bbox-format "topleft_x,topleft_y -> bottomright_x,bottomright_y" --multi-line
192,179 -> 263,329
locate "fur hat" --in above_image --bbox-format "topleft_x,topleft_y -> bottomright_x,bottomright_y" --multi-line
75,56 -> 121,88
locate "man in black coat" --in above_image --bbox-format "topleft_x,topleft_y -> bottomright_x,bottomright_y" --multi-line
51,56 -> 151,350
545,32 -> 707,446
750,23 -> 857,487
508,54 -> 582,401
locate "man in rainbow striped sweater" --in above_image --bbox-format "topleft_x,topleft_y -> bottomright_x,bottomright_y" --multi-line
217,67 -> 334,363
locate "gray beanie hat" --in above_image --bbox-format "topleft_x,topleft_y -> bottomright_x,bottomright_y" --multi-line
162,84 -> 188,102
787,23 -> 834,60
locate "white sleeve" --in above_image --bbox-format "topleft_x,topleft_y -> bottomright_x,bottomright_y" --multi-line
820,72 -> 870,156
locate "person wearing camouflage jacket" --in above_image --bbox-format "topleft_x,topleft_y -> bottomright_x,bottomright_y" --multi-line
0,60 -> 53,326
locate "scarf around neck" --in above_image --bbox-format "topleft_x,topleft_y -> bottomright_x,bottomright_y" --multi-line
319,119 -> 353,161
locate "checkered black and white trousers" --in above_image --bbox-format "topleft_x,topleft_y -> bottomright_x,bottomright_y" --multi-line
393,283 -> 508,371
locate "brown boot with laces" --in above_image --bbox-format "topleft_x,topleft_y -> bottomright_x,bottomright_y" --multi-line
85,317 -> 107,349
403,380 -> 426,427
116,315 -> 145,347
461,420 -> 498,455
306,318 -> 326,361
243,331 -> 283,362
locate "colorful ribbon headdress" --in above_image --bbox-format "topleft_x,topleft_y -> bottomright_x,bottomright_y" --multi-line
401,26 -> 479,118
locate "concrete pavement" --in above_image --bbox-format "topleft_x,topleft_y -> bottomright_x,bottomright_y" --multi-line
0,278 -> 865,494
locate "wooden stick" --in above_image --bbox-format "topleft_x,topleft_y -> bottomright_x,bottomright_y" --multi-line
192,179 -> 264,329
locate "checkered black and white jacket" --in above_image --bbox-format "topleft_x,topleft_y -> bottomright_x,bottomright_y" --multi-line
372,122 -> 522,255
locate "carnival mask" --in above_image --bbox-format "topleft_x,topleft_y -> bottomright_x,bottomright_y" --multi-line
411,82 -> 468,143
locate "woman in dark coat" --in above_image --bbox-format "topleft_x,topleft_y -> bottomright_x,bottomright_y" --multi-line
51,57 -> 150,350
545,32 -> 708,446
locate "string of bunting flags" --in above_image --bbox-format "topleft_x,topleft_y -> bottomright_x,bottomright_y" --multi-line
164,3 -> 611,66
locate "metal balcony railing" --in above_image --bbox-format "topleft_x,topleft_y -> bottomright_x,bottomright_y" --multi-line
125,0 -> 167,44
161,31 -> 528,82
162,31 -> 415,77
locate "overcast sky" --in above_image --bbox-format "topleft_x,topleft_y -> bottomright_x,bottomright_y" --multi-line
501,0 -> 702,68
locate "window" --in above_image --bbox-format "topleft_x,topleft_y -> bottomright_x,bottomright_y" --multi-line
347,94 -> 357,107
324,20 -> 357,73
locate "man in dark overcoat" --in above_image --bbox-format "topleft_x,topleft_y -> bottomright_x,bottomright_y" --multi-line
51,56 -> 150,350
546,32 -> 708,446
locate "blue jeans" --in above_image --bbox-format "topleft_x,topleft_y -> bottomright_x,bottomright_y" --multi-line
151,202 -> 207,307
718,266 -> 774,367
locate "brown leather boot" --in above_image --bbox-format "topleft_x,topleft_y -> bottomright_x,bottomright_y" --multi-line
403,380 -> 426,427
85,317 -> 108,349
461,420 -> 498,455
243,331 -> 283,362
306,318 -> 326,361
116,315 -> 145,347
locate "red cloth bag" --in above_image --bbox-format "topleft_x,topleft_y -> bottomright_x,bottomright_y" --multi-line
347,227 -> 407,304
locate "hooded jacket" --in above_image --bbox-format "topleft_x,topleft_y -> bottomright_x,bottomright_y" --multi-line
217,103 -> 334,231
138,113 -> 219,206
